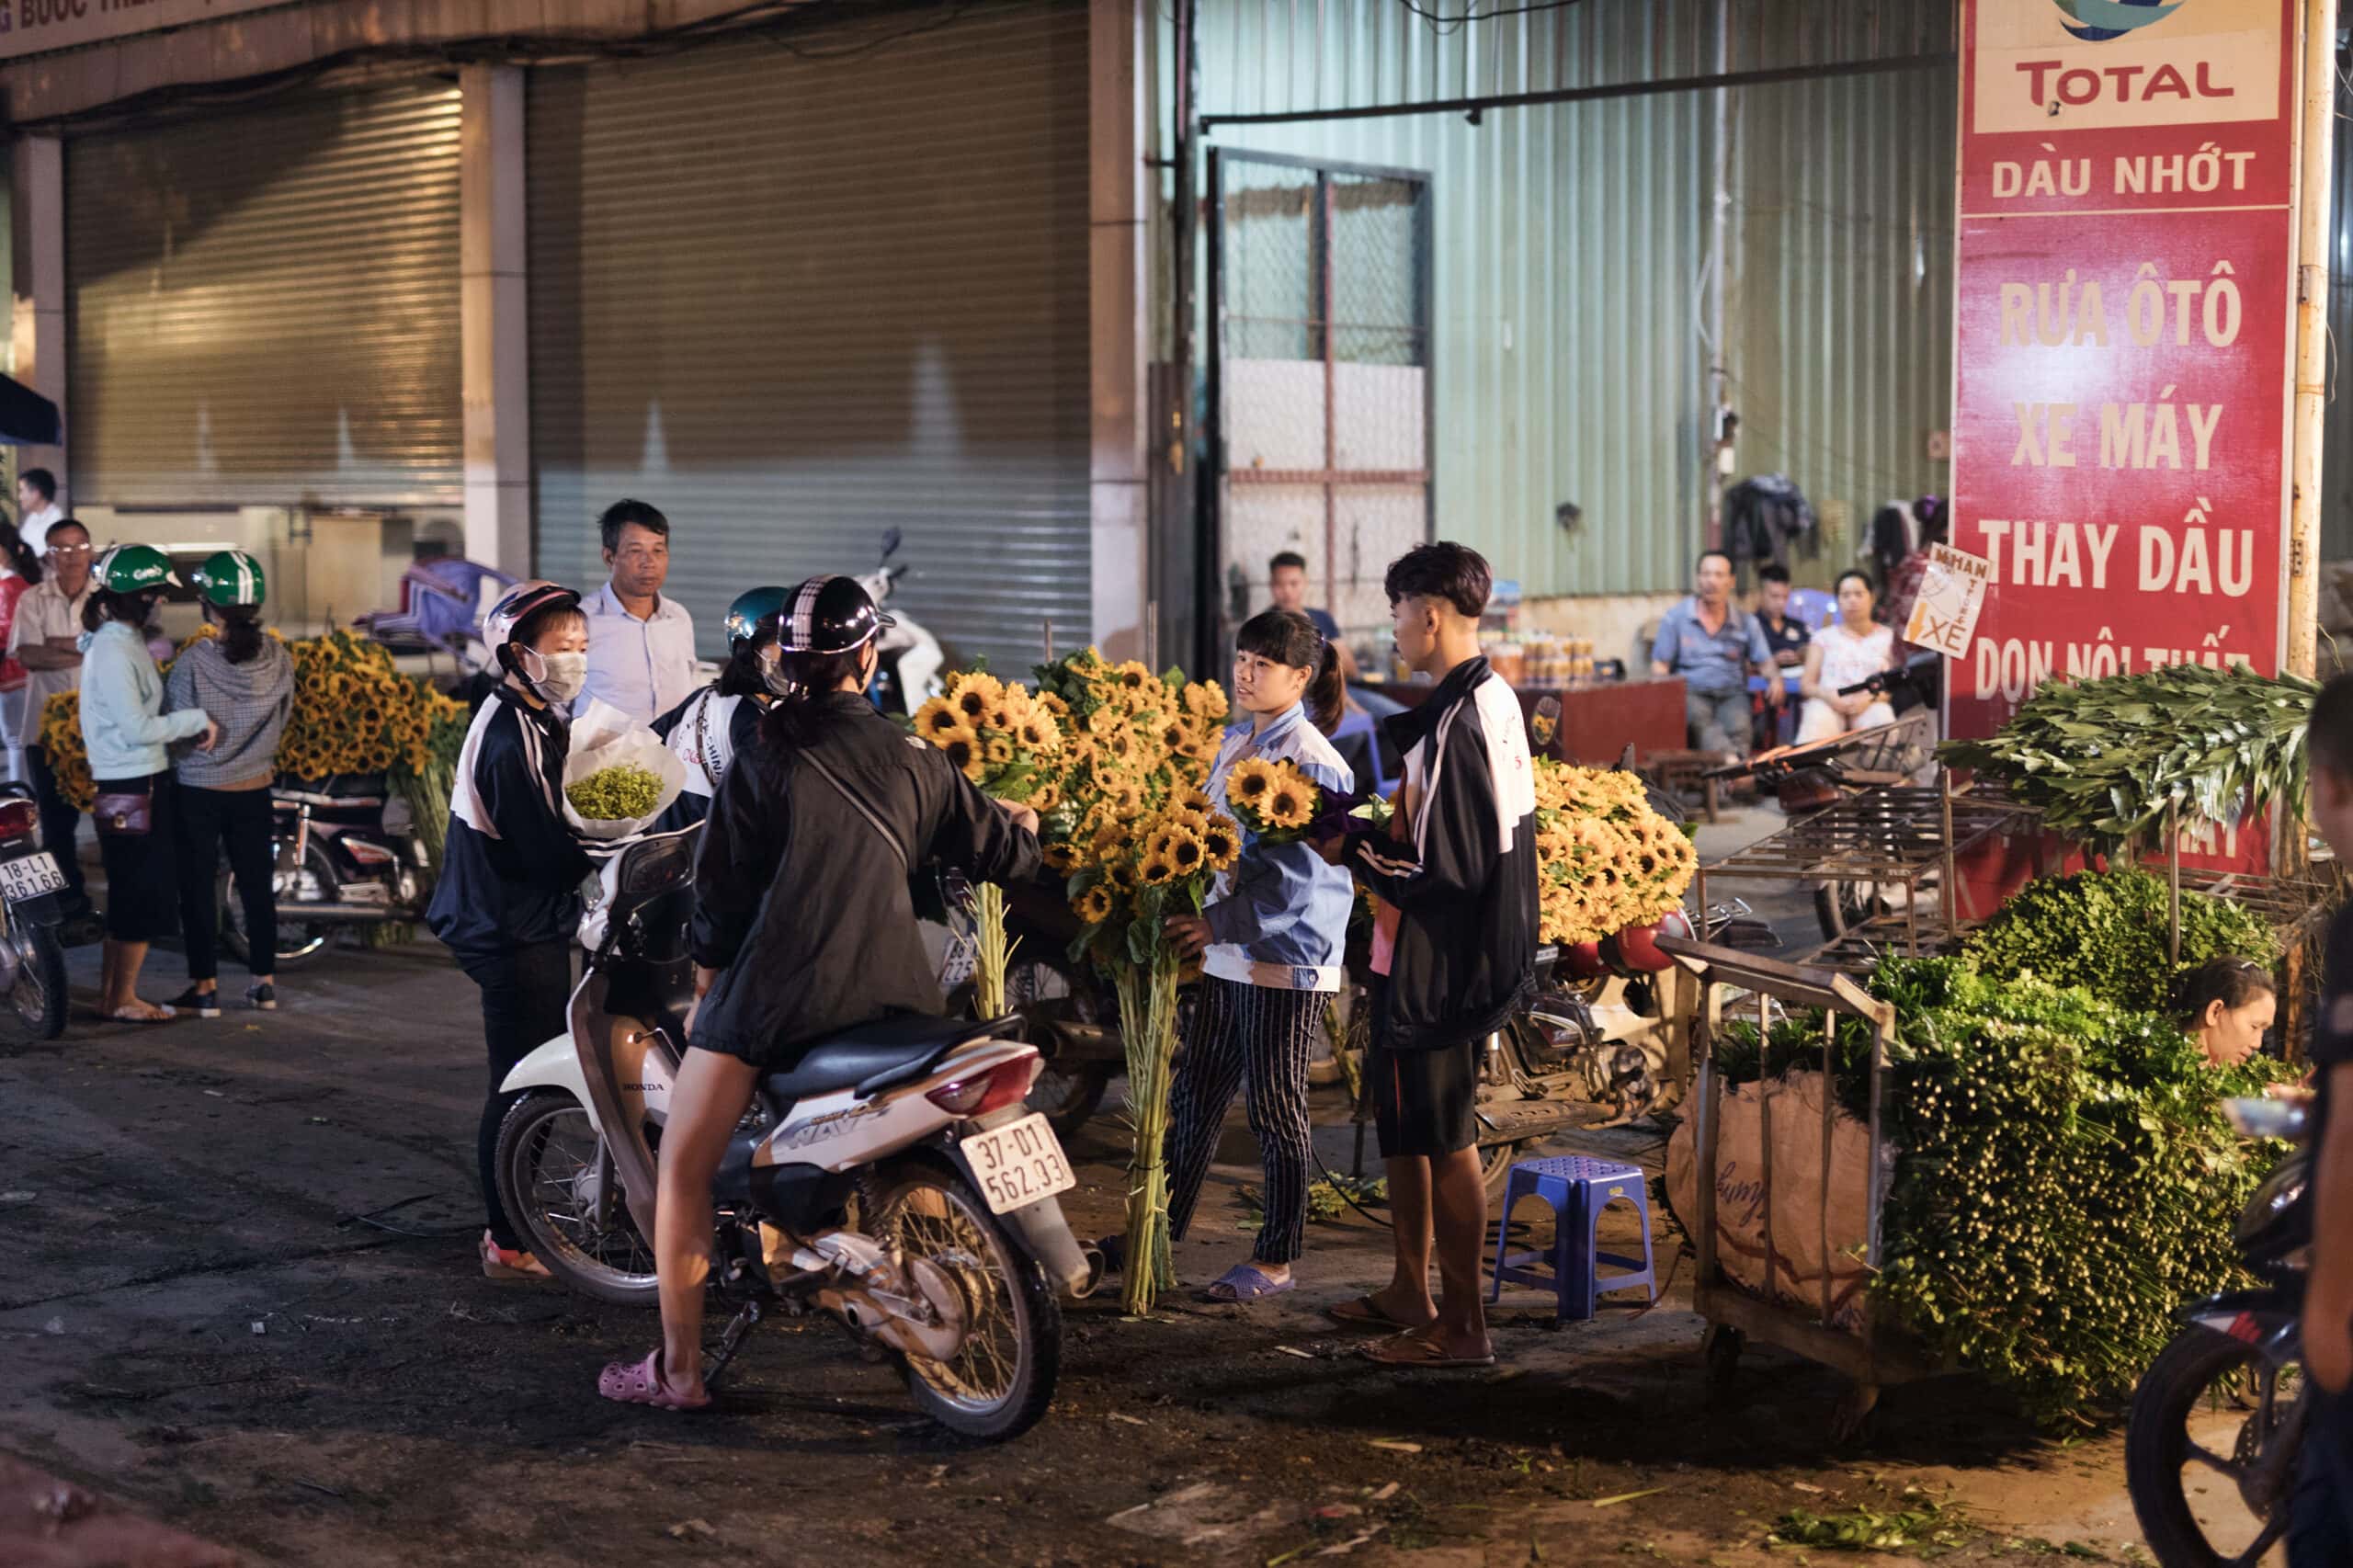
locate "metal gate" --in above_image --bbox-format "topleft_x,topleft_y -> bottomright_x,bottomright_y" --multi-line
1205,151 -> 1432,669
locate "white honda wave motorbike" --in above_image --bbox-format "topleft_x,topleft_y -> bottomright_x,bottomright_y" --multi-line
494,826 -> 1094,1441
860,528 -> 945,715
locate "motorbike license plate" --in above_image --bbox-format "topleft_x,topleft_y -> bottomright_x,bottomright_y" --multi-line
964,1112 -> 1076,1216
0,852 -> 65,903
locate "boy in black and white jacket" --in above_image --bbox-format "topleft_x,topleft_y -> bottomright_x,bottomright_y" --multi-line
1321,542 -> 1538,1368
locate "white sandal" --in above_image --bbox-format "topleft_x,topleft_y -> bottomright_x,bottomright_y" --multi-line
105,1003 -> 176,1024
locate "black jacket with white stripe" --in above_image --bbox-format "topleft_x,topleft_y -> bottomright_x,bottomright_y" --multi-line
426,692 -> 594,964
1345,656 -> 1540,1053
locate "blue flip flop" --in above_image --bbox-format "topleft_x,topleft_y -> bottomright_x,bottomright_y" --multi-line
1199,1263 -> 1297,1303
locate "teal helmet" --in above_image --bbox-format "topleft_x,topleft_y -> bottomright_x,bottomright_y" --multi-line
93,543 -> 179,595
192,549 -> 266,608
724,585 -> 793,650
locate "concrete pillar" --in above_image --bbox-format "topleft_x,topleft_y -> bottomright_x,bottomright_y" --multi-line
460,64 -> 531,576
1089,0 -> 1152,664
9,135 -> 67,496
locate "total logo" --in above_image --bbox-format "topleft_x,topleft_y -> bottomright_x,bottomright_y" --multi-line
2052,0 -> 2184,41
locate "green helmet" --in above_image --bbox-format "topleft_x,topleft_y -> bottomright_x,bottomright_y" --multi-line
724,585 -> 792,649
93,543 -> 179,595
193,549 -> 267,608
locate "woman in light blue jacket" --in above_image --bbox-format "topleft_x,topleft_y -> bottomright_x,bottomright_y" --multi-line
79,545 -> 216,1023
1150,608 -> 1355,1302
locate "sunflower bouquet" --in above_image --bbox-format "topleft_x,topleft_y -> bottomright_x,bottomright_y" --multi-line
1530,758 -> 1698,946
1027,646 -> 1238,1313
913,670 -> 1066,810
1223,756 -> 1322,845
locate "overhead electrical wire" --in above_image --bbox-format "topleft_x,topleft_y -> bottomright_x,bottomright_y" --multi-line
1395,0 -> 1587,34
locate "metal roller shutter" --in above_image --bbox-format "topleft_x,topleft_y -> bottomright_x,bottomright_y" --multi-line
65,83 -> 465,508
529,2 -> 1092,667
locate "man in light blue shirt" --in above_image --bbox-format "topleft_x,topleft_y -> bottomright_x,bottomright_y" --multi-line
581,499 -> 698,725
1651,549 -> 1773,757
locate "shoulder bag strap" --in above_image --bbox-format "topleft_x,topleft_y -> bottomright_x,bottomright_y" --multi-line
798,745 -> 910,874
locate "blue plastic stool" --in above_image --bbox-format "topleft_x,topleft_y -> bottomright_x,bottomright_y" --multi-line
1486,1154 -> 1657,1322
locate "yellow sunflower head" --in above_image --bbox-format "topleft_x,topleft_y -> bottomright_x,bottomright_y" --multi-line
1073,883 -> 1117,924
1227,756 -> 1278,810
1198,813 -> 1242,871
1138,853 -> 1176,887
915,697 -> 962,741
936,724 -> 986,782
1176,786 -> 1215,816
1114,662 -> 1152,693
984,734 -> 1016,765
1163,825 -> 1207,879
1262,782 -> 1313,831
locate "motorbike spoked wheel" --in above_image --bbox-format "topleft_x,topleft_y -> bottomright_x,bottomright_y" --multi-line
861,1159 -> 1060,1442
1812,880 -> 1886,944
494,1090 -> 661,1307
0,922 -> 67,1044
2125,1325 -> 2302,1568
220,841 -> 338,971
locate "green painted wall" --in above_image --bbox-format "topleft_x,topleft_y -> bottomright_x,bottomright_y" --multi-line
1186,0 -> 1956,596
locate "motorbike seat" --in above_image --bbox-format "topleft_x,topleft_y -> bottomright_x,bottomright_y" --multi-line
761,1014 -> 1015,1102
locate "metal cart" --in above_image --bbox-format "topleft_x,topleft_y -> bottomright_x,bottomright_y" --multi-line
1657,934 -> 1936,1438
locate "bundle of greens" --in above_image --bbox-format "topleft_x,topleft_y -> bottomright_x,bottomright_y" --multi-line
565,763 -> 665,822
1718,957 -> 2285,1425
1958,866 -> 2277,1015
1939,664 -> 2316,852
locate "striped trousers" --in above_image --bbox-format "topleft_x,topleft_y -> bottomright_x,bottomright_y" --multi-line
1165,975 -> 1324,1267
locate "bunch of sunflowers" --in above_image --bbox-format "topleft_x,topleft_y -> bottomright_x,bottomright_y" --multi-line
1531,758 -> 1698,945
1031,646 -> 1227,892
1223,756 -> 1321,845
912,671 -> 1066,809
278,630 -> 459,782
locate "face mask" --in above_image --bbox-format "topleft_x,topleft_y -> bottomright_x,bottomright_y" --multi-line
517,646 -> 587,706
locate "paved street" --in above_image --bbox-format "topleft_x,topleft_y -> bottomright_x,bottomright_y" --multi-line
0,816 -> 2206,1567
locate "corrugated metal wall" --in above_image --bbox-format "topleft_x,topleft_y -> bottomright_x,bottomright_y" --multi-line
1188,0 -> 1955,597
528,3 -> 1091,668
66,84 -> 463,508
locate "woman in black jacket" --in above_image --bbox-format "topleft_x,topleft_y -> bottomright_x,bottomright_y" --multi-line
426,580 -> 595,1282
598,575 -> 1040,1410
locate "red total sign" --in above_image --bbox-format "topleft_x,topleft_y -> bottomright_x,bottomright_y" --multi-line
1949,0 -> 2302,849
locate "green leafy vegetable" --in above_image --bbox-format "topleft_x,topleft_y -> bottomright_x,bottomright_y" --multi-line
565,762 -> 664,821
1959,866 -> 2277,1014
1939,664 -> 2315,852
1720,957 -> 2288,1425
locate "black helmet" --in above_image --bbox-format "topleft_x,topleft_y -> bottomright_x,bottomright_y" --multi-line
771,575 -> 893,655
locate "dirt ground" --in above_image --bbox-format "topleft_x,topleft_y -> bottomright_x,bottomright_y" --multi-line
0,817 -> 2256,1566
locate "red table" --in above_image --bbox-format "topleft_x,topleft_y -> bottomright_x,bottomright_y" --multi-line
1361,677 -> 1688,765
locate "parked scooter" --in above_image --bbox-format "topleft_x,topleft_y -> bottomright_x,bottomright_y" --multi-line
861,528 -> 946,716
219,776 -> 434,970
0,782 -> 70,1042
2125,1095 -> 2309,1566
494,827 -> 1093,1441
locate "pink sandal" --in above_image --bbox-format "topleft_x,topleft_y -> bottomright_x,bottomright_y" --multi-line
597,1349 -> 710,1411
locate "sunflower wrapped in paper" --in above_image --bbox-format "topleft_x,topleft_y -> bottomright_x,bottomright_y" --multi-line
1529,757 -> 1696,946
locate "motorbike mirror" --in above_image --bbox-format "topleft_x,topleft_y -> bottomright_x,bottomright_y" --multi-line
881,527 -> 904,562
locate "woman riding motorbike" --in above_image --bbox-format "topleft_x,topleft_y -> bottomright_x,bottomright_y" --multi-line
597,574 -> 1040,1410
648,584 -> 788,832
425,580 -> 596,1281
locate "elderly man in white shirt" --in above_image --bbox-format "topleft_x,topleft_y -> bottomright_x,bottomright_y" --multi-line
580,499 -> 697,725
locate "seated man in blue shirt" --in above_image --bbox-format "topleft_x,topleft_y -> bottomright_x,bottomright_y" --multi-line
1650,549 -> 1775,757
